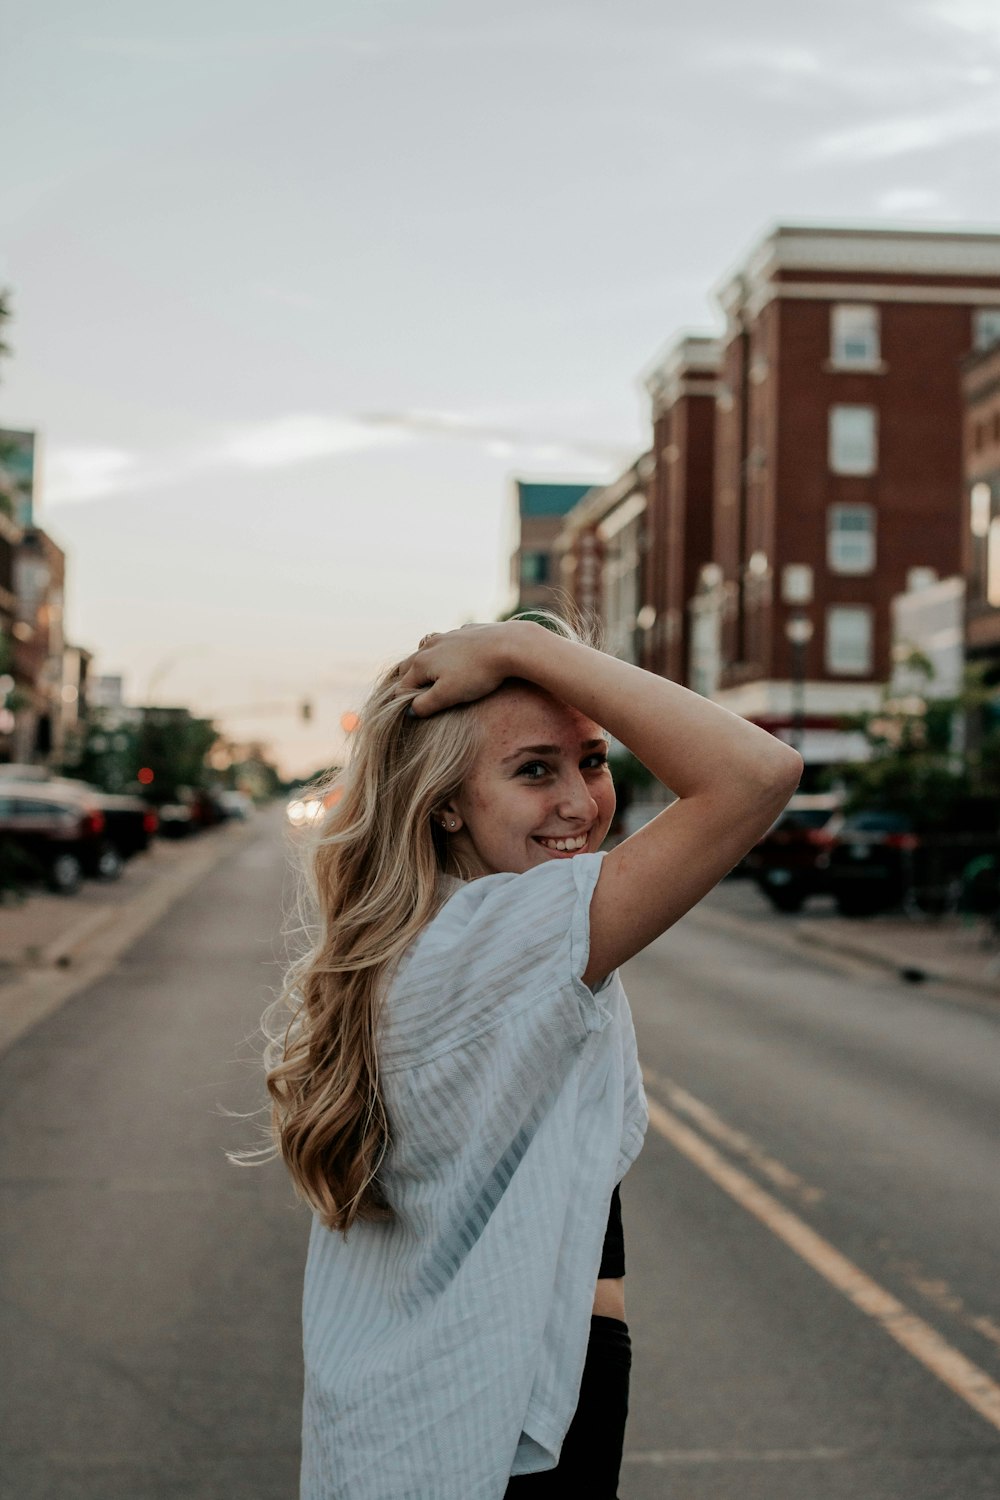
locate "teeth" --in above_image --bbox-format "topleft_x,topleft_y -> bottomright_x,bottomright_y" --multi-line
537,834 -> 587,852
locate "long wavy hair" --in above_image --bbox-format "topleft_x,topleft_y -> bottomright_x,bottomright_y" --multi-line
232,608 -> 594,1238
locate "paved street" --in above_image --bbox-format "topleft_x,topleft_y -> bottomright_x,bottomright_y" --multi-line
624,897 -> 1000,1498
1,808 -> 999,1498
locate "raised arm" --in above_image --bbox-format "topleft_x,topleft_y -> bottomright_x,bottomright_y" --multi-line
396,620 -> 803,987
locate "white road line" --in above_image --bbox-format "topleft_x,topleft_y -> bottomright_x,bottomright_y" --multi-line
642,1064 -> 825,1206
625,1446 -> 852,1466
643,1088 -> 1000,1436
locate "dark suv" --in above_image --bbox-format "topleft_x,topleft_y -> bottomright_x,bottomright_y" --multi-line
744,793 -> 844,912
826,810 -> 920,916
0,783 -> 112,893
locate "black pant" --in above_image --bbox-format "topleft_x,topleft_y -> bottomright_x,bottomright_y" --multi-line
504,1315 -> 632,1498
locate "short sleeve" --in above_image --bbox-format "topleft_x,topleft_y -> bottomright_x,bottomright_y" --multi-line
379,851 -> 615,1072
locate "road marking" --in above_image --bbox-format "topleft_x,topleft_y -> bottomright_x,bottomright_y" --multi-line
625,1445 -> 852,1466
643,1065 -> 824,1206
643,1086 -> 1000,1436
880,1245 -> 1000,1356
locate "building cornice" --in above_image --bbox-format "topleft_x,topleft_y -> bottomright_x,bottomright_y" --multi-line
717,224 -> 1000,321
743,279 -> 1000,322
711,678 -> 885,718
559,452 -> 652,536
644,335 -> 723,415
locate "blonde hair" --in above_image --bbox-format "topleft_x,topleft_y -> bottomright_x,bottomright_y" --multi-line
236,607 -> 595,1237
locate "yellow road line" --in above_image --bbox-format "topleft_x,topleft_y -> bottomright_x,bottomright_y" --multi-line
644,1089 -> 1000,1435
643,1065 -> 825,1206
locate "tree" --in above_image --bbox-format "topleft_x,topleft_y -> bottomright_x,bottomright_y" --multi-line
819,653 -> 1000,831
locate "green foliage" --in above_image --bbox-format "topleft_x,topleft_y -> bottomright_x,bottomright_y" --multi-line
60,706 -> 220,801
607,746 -> 655,795
819,654 -> 1000,831
0,287 -> 12,369
0,835 -> 38,899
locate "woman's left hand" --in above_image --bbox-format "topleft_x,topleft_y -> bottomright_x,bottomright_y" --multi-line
395,623 -> 517,717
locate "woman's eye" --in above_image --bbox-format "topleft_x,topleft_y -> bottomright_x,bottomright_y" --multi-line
582,753 -> 609,771
517,761 -> 550,780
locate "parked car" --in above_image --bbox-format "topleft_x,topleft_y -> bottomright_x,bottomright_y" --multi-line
85,791 -> 158,862
0,783 -> 113,893
826,810 -> 920,916
0,766 -> 157,868
156,802 -> 196,838
217,789 -> 254,821
743,793 -> 844,912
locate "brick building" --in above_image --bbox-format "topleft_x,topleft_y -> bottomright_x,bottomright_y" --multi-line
642,335 -> 721,682
963,335 -> 1000,683
554,454 -> 652,661
11,526 -> 68,762
704,225 -> 1000,765
509,479 -> 597,613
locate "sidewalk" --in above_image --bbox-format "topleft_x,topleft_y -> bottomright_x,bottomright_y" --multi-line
0,817 -> 256,1055
692,877 -> 1000,1002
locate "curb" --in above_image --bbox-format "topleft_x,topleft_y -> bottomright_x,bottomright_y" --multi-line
0,819 -> 256,1058
686,898 -> 1000,1005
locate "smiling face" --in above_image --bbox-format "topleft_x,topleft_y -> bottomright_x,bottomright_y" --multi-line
441,682 -> 616,877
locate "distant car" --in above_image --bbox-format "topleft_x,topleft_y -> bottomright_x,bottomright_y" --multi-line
217,790 -> 254,821
0,783 -> 113,893
0,766 -> 156,869
826,810 -> 920,916
156,802 -> 196,838
743,793 -> 844,912
87,791 -> 158,861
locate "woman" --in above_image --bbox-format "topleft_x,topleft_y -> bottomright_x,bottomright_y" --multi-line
260,613 -> 802,1499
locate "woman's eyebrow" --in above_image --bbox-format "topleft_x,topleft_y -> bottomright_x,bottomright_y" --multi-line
500,739 -> 608,765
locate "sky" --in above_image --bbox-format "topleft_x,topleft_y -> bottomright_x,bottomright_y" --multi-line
2,0 -> 999,776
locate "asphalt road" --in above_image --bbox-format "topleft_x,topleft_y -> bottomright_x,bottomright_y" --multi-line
623,898 -> 1000,1499
1,807 -> 998,1499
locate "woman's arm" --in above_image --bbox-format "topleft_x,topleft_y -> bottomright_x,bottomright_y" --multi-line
398,620 -> 803,986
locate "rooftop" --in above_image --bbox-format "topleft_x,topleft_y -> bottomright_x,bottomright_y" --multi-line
515,480 -> 597,518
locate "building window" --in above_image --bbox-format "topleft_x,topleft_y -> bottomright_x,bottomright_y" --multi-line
781,564 -> 813,604
971,482 -> 992,538
973,308 -> 1000,352
831,304 -> 880,368
826,606 -> 873,675
906,567 -> 938,592
829,405 -> 877,476
989,520 -> 1000,608
827,503 -> 876,574
519,550 -> 549,585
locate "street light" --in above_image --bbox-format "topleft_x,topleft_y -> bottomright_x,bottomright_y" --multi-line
785,612 -> 814,755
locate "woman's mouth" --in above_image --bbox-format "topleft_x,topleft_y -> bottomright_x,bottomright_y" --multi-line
533,833 -> 589,854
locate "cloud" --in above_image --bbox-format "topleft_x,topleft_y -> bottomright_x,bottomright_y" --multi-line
875,187 -> 948,214
45,413 -> 405,505
217,414 -> 406,469
43,408 -> 626,507
77,32 -> 380,60
698,42 -> 823,77
922,0 -> 1000,49
45,447 -> 142,503
802,91 -> 1000,161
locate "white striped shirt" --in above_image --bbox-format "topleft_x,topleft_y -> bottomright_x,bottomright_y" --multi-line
300,851 -> 648,1499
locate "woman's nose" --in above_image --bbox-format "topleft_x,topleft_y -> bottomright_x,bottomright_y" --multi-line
556,775 -> 599,824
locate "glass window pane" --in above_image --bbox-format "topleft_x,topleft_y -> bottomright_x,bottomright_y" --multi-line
520,551 -> 549,585
827,504 -> 875,574
973,308 -> 1000,352
988,520 -> 1000,607
971,482 -> 992,538
831,305 -> 880,366
826,606 -> 873,674
829,406 -> 877,475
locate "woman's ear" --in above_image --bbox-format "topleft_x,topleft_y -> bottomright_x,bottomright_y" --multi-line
437,805 -> 463,833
